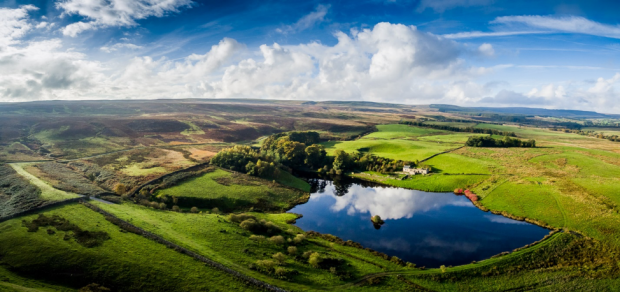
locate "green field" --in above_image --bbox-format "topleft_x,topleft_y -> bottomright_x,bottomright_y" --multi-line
0,204 -> 259,292
322,124 -> 461,162
363,124 -> 446,139
417,133 -> 488,143
93,201 -> 404,290
155,169 -> 309,212
423,153 -> 498,174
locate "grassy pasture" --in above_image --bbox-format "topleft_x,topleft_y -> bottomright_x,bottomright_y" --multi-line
423,121 -> 478,128
323,139 -> 457,162
93,201 -> 403,290
423,153 -> 498,174
352,172 -> 489,192
363,124 -> 445,139
417,133 -> 487,143
154,169 -> 309,212
0,204 -> 259,292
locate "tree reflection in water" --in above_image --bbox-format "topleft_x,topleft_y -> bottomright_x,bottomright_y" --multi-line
290,172 -> 550,268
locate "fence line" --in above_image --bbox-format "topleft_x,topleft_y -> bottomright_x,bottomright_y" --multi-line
0,197 -> 85,223
80,201 -> 288,292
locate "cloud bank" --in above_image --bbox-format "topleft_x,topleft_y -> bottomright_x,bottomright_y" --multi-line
1,5 -> 619,113
56,0 -> 194,36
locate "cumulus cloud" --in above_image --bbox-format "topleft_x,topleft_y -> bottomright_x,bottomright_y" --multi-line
328,185 -> 468,220
0,5 -> 38,46
492,15 -> 620,39
56,0 -> 194,36
478,43 -> 494,56
199,23 -> 476,102
277,4 -> 330,34
417,0 -> 494,13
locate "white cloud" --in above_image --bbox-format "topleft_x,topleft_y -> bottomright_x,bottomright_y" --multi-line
277,4 -> 330,34
0,5 -> 38,46
100,43 -> 144,53
417,0 -> 493,13
443,30 -> 546,39
478,43 -> 494,56
56,0 -> 194,36
527,83 -> 566,99
327,184 -> 468,220
199,23 -> 476,103
492,15 -> 620,39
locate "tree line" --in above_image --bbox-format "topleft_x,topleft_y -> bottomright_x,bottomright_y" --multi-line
398,120 -> 517,137
550,128 -> 620,142
465,136 -> 536,148
210,131 -> 414,178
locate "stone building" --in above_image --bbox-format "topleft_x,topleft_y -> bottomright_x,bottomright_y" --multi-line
403,165 -> 429,175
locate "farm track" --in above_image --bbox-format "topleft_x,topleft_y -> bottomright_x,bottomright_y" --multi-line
9,162 -> 81,201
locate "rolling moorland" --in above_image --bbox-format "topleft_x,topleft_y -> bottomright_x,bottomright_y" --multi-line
1,99 -> 620,291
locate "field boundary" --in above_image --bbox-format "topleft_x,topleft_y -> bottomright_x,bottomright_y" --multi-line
80,201 -> 288,292
419,146 -> 464,162
127,161 -> 212,197
0,197 -> 85,224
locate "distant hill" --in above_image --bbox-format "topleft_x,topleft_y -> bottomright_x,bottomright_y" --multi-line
430,104 -> 613,119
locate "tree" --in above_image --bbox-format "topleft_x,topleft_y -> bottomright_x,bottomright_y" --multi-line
332,150 -> 352,175
288,246 -> 298,255
113,183 -> 127,195
210,145 -> 260,172
308,252 -> 322,268
304,144 -> 327,169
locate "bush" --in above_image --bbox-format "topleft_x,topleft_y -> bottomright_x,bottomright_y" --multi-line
293,233 -> 306,244
250,235 -> 266,243
172,205 -> 181,212
229,213 -> 257,223
239,219 -> 282,235
190,207 -> 199,213
288,246 -> 298,255
269,235 -> 285,245
79,283 -> 111,292
114,183 -> 127,195
302,251 -> 314,258
272,252 -> 287,264
308,252 -> 322,268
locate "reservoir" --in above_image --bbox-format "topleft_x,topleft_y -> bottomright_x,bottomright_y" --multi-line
289,175 -> 550,268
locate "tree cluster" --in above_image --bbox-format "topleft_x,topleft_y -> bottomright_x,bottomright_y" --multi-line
465,136 -> 535,148
399,120 -> 517,137
323,150 -> 410,175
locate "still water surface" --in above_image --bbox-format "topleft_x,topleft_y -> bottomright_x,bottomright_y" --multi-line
289,175 -> 549,268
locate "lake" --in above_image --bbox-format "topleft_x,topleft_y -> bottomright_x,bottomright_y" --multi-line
289,175 -> 550,268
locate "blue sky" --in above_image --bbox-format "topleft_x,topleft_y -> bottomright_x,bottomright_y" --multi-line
1,0 -> 619,113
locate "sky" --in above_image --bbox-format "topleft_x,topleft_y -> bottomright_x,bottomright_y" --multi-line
1,0 -> 619,113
